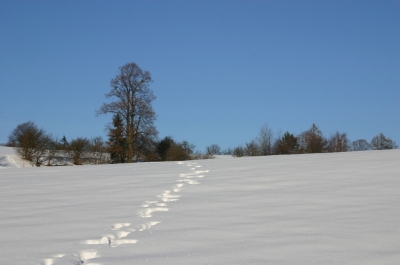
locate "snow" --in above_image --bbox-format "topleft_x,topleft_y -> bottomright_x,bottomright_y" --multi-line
0,146 -> 34,168
0,149 -> 399,264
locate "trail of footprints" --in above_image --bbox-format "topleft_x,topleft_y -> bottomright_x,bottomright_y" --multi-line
40,162 -> 208,265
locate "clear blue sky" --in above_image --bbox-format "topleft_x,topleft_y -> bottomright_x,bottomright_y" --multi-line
1,0 -> 399,151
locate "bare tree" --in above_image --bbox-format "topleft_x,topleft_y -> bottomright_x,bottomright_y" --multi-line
68,137 -> 91,165
370,133 -> 398,150
351,139 -> 371,151
136,124 -> 158,161
8,121 -> 49,163
244,140 -> 260,156
30,133 -> 52,166
257,123 -> 274,155
45,137 -> 60,166
206,144 -> 221,156
222,147 -> 234,155
327,132 -> 349,152
182,141 -> 194,154
89,136 -> 109,164
97,62 -> 158,162
232,146 -> 245,157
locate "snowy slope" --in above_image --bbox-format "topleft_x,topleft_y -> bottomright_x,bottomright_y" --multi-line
0,150 -> 399,265
0,146 -> 33,168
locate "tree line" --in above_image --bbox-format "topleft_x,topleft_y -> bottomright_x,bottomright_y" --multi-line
5,62 -> 398,165
204,123 -> 398,157
6,120 -> 211,166
7,121 -> 109,166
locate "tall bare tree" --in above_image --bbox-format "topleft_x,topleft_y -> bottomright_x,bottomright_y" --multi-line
327,132 -> 349,152
97,62 -> 158,162
257,123 -> 274,155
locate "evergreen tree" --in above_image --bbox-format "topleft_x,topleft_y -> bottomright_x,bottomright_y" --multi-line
60,135 -> 69,150
275,132 -> 299,154
155,136 -> 193,161
107,113 -> 126,163
156,136 -> 174,161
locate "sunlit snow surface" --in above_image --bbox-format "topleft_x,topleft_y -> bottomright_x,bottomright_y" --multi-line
0,148 -> 399,264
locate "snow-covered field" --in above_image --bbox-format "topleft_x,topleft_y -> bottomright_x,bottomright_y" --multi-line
1,147 -> 399,265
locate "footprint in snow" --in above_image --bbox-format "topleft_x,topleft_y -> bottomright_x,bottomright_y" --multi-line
137,207 -> 169,218
41,251 -> 99,265
41,161 -> 208,264
112,222 -> 131,230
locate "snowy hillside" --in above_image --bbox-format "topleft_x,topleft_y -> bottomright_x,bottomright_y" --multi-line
1,149 -> 399,264
0,146 -> 34,168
